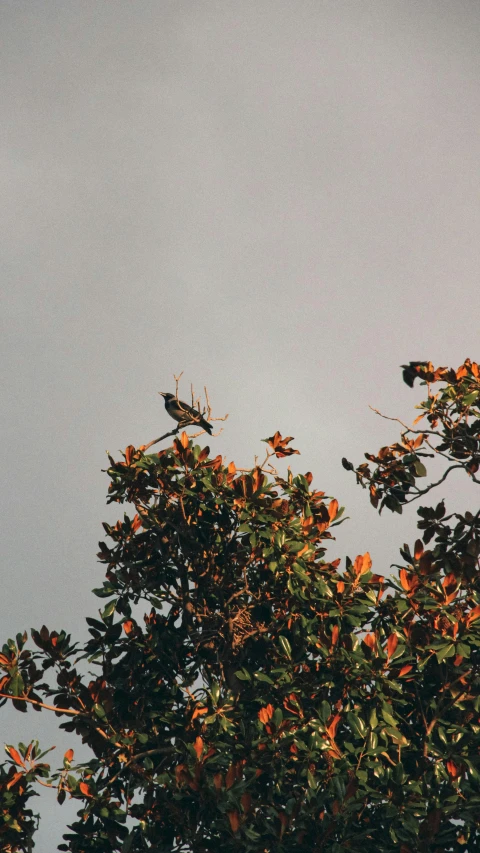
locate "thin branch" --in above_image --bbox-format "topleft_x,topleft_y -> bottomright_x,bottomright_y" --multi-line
0,692 -> 121,746
0,691 -> 82,716
102,746 -> 176,788
140,426 -> 181,452
402,465 -> 471,504
174,372 -> 184,401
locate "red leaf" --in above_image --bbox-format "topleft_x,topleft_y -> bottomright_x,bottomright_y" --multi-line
64,749 -> 74,764
398,664 -> 413,677
79,781 -> 93,798
331,625 -> 339,648
241,792 -> 252,813
363,633 -> 376,651
227,810 -> 240,833
387,633 -> 398,661
225,764 -> 236,790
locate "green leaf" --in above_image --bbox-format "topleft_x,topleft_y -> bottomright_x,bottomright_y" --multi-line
273,707 -> 283,727
347,712 -> 366,738
92,585 -> 115,598
318,701 -> 331,723
414,460 -> 427,477
456,642 -> 470,658
463,390 -> 479,406
381,708 -> 397,727
253,671 -> 274,684
102,600 -> 117,619
234,669 -> 251,681
436,643 -> 456,662
278,635 -> 292,659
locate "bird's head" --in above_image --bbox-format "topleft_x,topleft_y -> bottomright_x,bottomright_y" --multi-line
159,392 -> 175,401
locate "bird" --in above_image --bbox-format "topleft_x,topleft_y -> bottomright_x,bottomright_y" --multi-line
159,392 -> 213,434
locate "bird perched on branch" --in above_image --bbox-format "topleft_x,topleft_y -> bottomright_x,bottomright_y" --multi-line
159,392 -> 213,434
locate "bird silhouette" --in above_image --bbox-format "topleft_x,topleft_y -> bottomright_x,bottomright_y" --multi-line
159,392 -> 213,434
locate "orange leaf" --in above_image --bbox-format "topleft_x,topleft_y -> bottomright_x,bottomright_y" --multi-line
336,581 -> 345,594
193,736 -> 204,760
131,514 -> 142,532
227,809 -> 240,833
79,781 -> 93,798
398,664 -> 413,677
362,552 -> 372,573
363,633 -> 376,651
354,552 -> 372,576
414,539 -> 424,560
6,746 -> 25,768
412,413 -> 425,425
467,605 -> 480,626
326,713 -> 341,739
213,772 -> 223,790
328,499 -> 339,521
446,759 -> 461,779
387,633 -> 398,660
6,770 -> 24,790
399,568 -> 411,591
191,705 -> 208,721
64,749 -> 74,763
124,445 -> 135,465
180,430 -> 189,448
413,434 -> 424,449
353,554 -> 364,576
123,620 -> 134,635
258,704 -> 274,724
331,624 -> 339,648
265,431 -> 300,458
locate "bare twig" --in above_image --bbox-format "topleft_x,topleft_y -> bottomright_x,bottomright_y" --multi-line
174,372 -> 184,401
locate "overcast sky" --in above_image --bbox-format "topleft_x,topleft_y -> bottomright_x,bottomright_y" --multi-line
2,1 -> 480,847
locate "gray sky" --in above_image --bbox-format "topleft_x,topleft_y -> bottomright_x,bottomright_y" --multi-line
2,2 -> 480,848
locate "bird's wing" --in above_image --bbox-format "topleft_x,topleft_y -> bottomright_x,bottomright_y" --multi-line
177,399 -> 203,420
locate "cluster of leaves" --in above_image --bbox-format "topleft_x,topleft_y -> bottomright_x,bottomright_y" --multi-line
347,359 -> 480,514
0,361 -> 479,852
0,739 -> 51,852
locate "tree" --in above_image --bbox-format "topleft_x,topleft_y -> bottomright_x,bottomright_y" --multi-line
1,360 -> 479,852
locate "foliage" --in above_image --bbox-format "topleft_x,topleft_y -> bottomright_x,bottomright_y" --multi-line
0,360 -> 479,852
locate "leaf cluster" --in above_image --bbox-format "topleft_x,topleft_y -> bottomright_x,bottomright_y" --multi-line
0,364 -> 479,852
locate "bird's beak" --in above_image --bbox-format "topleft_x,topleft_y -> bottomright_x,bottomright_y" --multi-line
159,392 -> 167,398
